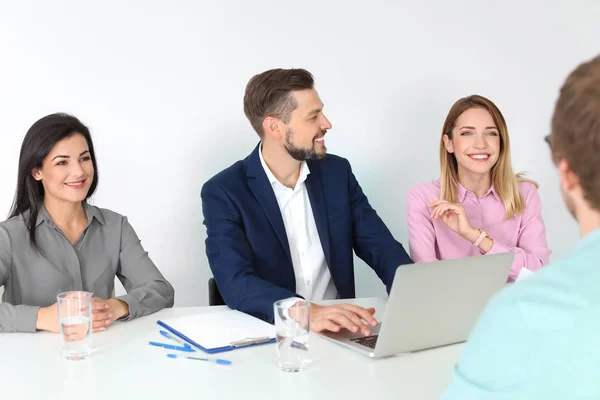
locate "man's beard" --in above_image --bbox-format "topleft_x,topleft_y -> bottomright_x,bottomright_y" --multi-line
284,128 -> 327,161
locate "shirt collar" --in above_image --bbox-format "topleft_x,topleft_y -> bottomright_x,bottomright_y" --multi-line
575,227 -> 600,252
35,202 -> 105,227
258,142 -> 310,188
457,181 -> 500,202
456,183 -> 468,202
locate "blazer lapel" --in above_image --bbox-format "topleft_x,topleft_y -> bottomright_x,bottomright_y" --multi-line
246,144 -> 292,265
305,161 -> 332,268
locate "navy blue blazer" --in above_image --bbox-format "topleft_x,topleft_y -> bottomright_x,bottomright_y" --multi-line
201,143 -> 413,322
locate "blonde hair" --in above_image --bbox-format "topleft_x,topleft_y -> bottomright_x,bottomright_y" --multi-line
439,95 -> 537,219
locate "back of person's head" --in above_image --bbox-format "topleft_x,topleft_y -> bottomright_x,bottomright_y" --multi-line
551,54 -> 600,212
9,113 -> 99,247
439,95 -> 533,219
243,68 -> 314,138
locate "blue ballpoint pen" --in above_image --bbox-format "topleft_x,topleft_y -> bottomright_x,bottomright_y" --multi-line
148,341 -> 195,352
160,330 -> 192,349
167,353 -> 232,365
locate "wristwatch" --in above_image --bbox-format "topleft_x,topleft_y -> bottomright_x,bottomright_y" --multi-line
473,229 -> 489,247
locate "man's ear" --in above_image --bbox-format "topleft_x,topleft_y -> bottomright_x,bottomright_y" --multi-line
558,159 -> 580,193
443,134 -> 454,153
262,117 -> 284,140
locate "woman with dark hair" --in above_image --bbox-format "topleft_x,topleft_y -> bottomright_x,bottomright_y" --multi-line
0,113 -> 174,333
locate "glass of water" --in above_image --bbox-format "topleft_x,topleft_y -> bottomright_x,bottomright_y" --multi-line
57,291 -> 93,360
274,298 -> 310,372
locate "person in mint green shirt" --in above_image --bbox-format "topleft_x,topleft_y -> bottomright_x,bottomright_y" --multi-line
444,53 -> 600,399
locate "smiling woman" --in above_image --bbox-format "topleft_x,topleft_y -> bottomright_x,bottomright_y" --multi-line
0,113 -> 175,333
406,95 -> 551,282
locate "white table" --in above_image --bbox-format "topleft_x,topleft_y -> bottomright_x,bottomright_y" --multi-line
0,298 -> 462,399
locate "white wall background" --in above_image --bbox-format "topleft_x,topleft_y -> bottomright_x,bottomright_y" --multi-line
1,0 -> 598,305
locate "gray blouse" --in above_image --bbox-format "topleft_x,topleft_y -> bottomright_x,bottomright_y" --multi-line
0,203 -> 175,332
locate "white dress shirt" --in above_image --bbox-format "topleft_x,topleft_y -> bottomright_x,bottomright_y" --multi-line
259,147 -> 338,301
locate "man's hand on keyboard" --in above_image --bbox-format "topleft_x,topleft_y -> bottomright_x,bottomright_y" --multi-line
309,303 -> 378,336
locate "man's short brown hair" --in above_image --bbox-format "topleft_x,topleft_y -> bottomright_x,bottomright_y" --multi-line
551,54 -> 600,210
243,68 -> 314,137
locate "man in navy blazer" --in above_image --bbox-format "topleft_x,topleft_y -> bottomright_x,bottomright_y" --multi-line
201,68 -> 413,336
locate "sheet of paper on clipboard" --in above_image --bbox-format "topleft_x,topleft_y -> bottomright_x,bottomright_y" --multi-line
157,309 -> 276,353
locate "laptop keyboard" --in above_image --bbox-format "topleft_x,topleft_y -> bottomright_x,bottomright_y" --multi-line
350,335 -> 379,349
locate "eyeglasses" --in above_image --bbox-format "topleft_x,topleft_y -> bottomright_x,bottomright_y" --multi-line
544,135 -> 552,148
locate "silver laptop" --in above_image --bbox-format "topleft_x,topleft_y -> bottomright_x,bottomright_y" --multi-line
320,253 -> 514,358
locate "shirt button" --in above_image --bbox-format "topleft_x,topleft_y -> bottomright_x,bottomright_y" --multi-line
306,280 -> 312,286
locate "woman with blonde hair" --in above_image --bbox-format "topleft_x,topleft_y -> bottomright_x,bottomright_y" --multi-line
406,95 -> 551,281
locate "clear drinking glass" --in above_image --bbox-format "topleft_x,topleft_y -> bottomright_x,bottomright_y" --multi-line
274,298 -> 310,372
57,291 -> 93,360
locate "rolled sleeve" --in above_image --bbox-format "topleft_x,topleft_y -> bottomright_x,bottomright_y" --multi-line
16,305 -> 41,333
115,293 -> 141,321
0,304 -> 41,333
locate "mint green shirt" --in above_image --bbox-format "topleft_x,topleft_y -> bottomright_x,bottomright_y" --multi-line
444,228 -> 600,399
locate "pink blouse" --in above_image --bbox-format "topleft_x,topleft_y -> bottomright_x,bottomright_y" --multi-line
406,180 -> 551,281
